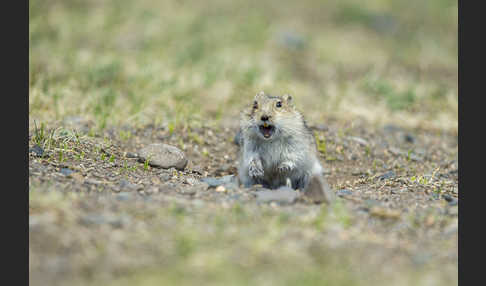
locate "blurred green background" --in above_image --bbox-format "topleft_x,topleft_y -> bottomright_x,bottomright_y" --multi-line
29,0 -> 457,131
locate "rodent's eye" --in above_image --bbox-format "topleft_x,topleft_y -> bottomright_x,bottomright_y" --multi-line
253,101 -> 258,109
276,101 -> 282,108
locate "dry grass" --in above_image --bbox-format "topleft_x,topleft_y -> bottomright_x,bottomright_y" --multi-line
29,0 -> 457,131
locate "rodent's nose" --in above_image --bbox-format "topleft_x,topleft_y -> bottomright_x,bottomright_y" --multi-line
261,115 -> 269,121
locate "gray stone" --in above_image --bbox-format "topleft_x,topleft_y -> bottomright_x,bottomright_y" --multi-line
184,177 -> 199,186
337,189 -> 353,197
200,175 -> 239,189
443,194 -> 458,206
403,133 -> 415,144
181,187 -> 197,196
118,179 -> 139,191
255,187 -> 299,204
30,144 -> 46,157
348,136 -> 369,147
431,193 -> 440,200
60,168 -> 74,176
145,186 -> 160,195
85,179 -> 102,185
159,173 -> 171,182
389,147 -> 423,162
125,152 -> 139,158
378,171 -> 396,181
138,143 -> 188,170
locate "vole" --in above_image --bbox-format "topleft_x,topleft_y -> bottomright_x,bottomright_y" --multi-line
237,91 -> 333,202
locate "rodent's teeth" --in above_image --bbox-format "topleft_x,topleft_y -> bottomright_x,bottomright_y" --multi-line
263,123 -> 268,127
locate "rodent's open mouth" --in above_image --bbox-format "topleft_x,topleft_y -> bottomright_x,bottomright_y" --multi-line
259,123 -> 275,139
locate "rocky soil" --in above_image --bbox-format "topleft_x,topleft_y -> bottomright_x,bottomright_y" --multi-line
29,117 -> 458,286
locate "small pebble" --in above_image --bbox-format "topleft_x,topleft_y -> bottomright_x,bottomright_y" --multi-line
378,171 -> 396,181
60,168 -> 74,176
29,145 -> 46,157
184,177 -> 198,186
443,194 -> 458,206
349,136 -> 369,146
118,179 -> 139,191
404,133 -> 415,144
215,185 -> 227,193
337,189 -> 353,197
146,186 -> 159,195
125,152 -> 138,158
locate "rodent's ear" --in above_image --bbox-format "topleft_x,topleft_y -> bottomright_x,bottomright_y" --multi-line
255,91 -> 265,100
282,94 -> 293,103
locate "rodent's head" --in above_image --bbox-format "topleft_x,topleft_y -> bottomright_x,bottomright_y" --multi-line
244,91 -> 301,140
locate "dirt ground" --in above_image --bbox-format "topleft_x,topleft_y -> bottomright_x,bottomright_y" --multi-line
29,116 -> 458,286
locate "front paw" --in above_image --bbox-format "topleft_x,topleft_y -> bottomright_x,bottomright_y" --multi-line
248,159 -> 264,178
278,161 -> 295,173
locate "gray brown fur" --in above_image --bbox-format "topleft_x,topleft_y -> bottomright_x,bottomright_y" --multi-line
237,91 -> 326,190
